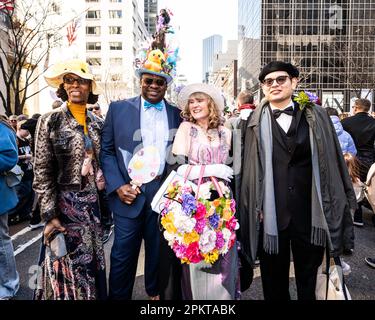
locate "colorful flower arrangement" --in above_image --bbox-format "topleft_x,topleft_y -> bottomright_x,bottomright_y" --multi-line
294,90 -> 320,110
161,180 -> 239,266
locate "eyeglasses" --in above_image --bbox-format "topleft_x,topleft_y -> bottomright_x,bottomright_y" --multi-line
10,120 -> 17,122
88,106 -> 100,111
143,77 -> 166,87
63,76 -> 91,85
262,75 -> 291,87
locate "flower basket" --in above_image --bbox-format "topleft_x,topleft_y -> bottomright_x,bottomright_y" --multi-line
160,165 -> 239,266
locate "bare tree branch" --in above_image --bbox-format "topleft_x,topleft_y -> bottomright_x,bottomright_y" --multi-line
0,0 -> 80,115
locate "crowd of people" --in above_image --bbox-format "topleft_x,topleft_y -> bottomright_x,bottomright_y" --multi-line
0,57 -> 374,301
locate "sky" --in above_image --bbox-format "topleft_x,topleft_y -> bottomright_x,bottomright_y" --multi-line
158,0 -> 238,83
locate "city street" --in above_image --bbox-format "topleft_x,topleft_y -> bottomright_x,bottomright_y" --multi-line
10,207 -> 375,300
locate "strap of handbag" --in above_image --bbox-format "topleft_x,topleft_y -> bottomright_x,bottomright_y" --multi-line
183,164 -> 193,183
324,243 -> 330,300
333,256 -> 350,300
195,165 -> 224,200
195,165 -> 206,200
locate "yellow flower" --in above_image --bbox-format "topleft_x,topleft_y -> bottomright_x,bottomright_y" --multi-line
203,250 -> 219,264
167,185 -> 175,194
225,199 -> 232,208
222,208 -> 232,221
161,212 -> 177,234
183,230 -> 199,245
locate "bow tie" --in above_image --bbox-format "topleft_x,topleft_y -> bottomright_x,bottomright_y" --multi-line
144,100 -> 163,111
272,106 -> 294,119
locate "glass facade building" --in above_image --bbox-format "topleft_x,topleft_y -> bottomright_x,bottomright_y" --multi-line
239,0 -> 375,110
202,35 -> 223,83
144,0 -> 157,35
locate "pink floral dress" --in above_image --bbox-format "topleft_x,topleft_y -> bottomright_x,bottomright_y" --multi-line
172,121 -> 240,300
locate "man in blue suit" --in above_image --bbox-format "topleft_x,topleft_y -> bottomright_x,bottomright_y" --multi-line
100,55 -> 181,299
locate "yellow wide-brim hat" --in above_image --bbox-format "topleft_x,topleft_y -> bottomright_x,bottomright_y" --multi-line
44,59 -> 102,95
177,83 -> 225,111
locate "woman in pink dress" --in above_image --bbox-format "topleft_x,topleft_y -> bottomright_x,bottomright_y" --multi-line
166,83 -> 240,300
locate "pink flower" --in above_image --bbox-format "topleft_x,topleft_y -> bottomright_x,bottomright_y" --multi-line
230,199 -> 236,213
228,232 -> 236,249
195,203 -> 206,220
215,231 -> 224,249
173,243 -> 187,259
227,216 -> 238,231
194,218 -> 206,234
186,242 -> 202,263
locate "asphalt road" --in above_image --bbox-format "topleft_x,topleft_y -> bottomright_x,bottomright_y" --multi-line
9,206 -> 375,300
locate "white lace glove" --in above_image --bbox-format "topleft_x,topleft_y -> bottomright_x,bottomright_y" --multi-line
177,164 -> 234,182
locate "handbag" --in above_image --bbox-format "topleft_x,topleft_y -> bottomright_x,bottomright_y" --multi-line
2,164 -> 24,188
315,248 -> 351,300
45,230 -> 67,262
151,166 -> 197,214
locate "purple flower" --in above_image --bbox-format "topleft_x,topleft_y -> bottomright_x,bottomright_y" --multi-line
194,218 -> 206,234
209,213 -> 220,229
181,193 -> 197,215
305,91 -> 319,104
215,231 -> 224,249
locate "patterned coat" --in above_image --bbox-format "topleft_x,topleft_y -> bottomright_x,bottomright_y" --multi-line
33,103 -> 103,222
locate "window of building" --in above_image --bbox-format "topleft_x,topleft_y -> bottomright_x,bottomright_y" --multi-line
109,42 -> 122,50
110,0 -> 122,2
86,42 -> 101,51
87,58 -> 102,66
86,26 -> 101,35
109,10 -> 122,19
86,0 -> 99,2
110,58 -> 122,65
109,26 -> 122,34
86,10 -> 101,19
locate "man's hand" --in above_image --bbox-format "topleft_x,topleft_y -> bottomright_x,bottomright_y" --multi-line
116,184 -> 141,205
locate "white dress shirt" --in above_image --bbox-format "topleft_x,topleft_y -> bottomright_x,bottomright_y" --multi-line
270,100 -> 295,133
140,97 -> 169,175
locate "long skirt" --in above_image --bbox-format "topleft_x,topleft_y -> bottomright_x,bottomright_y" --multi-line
181,244 -> 241,300
34,183 -> 107,300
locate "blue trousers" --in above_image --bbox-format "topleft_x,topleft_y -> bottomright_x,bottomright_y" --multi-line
0,214 -> 19,298
109,205 -> 160,299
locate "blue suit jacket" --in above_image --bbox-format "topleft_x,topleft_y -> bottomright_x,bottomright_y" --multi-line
100,96 -> 182,218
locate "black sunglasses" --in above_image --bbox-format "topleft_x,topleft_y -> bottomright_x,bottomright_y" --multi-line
262,75 -> 291,87
63,76 -> 91,85
143,77 -> 166,87
88,106 -> 100,111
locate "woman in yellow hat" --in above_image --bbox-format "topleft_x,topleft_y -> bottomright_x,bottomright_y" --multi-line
33,59 -> 107,300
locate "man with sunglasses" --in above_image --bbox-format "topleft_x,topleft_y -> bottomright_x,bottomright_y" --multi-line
100,58 -> 181,300
237,61 -> 355,300
8,115 -> 17,132
87,103 -> 104,118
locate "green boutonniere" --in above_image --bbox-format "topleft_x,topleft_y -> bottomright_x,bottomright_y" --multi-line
293,91 -> 320,110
